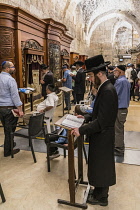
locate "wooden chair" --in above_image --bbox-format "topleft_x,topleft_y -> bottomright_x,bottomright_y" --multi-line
0,183 -> 6,203
45,132 -> 88,172
10,113 -> 45,163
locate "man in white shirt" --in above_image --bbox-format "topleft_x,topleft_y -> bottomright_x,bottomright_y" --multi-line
37,85 -> 58,118
125,63 -> 137,100
23,84 -> 58,124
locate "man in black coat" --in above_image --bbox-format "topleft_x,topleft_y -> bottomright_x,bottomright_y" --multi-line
72,55 -> 118,206
40,64 -> 54,99
70,61 -> 86,104
107,65 -> 116,85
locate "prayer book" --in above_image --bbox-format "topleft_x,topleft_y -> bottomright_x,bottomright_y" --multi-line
61,114 -> 84,128
11,109 -> 20,117
59,86 -> 72,92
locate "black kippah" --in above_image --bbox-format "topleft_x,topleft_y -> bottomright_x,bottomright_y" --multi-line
117,65 -> 126,71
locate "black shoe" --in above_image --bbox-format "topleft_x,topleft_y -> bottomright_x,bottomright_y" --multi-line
87,194 -> 108,206
64,107 -> 71,110
48,150 -> 60,160
87,188 -> 94,201
4,148 -> 20,157
114,151 -> 124,156
49,150 -> 59,156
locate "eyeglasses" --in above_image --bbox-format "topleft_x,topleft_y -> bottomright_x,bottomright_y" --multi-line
9,66 -> 15,68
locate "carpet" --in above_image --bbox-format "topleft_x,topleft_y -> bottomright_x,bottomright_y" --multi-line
0,130 -> 140,165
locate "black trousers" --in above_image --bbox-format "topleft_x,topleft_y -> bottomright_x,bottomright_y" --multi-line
76,94 -> 84,104
0,108 -> 18,156
130,82 -> 135,100
93,187 -> 109,199
64,92 -> 71,109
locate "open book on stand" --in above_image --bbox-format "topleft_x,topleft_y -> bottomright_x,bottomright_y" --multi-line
61,114 -> 84,128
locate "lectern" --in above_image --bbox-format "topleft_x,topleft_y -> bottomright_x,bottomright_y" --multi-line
59,87 -> 73,116
54,115 -> 89,209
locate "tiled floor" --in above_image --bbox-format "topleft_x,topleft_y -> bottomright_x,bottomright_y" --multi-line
0,101 -> 140,209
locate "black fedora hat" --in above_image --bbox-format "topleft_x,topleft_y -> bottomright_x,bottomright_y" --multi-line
84,55 -> 110,73
74,61 -> 84,66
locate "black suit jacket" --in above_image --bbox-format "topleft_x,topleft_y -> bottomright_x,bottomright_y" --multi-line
79,80 -> 118,187
72,68 -> 86,94
41,72 -> 54,97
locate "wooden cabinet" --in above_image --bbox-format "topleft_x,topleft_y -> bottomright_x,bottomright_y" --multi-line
79,55 -> 88,69
70,52 -> 79,65
0,4 -> 73,104
61,49 -> 70,67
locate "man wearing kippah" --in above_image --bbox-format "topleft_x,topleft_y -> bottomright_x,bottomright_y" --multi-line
40,64 -> 54,99
114,65 -> 131,156
0,61 -> 23,157
61,65 -> 72,110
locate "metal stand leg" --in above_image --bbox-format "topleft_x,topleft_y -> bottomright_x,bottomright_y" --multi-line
0,184 -> 6,203
83,143 -> 88,164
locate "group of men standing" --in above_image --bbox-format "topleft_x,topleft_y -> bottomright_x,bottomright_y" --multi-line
0,55 -> 131,207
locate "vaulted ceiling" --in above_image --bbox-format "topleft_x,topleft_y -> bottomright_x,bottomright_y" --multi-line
65,0 -> 140,40
1,0 -> 140,55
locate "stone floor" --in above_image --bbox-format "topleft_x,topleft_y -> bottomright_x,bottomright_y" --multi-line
0,100 -> 140,210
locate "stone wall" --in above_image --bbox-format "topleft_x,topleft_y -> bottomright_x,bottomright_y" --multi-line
88,18 -> 140,65
1,0 -> 140,63
0,0 -> 86,54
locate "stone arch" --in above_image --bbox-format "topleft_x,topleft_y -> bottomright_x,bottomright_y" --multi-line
63,0 -> 81,18
87,11 -> 140,45
112,20 -> 132,46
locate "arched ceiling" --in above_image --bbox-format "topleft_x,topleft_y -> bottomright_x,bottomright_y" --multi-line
86,11 -> 140,44
64,0 -> 140,41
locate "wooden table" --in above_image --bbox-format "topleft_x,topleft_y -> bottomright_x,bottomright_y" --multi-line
54,115 -> 89,209
20,92 -> 33,112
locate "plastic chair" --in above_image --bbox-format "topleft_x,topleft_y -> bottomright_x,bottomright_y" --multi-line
10,113 -> 45,163
45,132 -> 88,172
0,183 -> 6,203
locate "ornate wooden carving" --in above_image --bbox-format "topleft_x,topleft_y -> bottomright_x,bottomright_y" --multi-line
21,39 -> 43,87
24,39 -> 43,51
61,49 -> 70,67
48,40 -> 61,80
21,41 -> 26,87
0,27 -> 15,66
61,49 -> 69,57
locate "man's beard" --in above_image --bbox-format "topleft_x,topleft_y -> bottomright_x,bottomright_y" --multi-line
94,75 -> 101,89
9,70 -> 15,75
114,74 -> 118,79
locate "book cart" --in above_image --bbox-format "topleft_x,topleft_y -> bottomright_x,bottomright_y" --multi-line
54,115 -> 90,209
